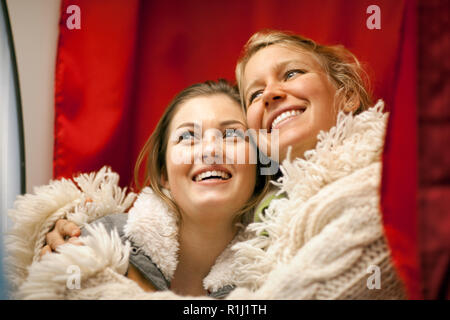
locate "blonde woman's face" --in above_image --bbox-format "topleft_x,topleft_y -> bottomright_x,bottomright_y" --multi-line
163,94 -> 256,226
243,44 -> 339,161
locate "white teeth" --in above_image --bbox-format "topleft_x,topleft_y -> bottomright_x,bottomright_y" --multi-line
194,170 -> 231,182
271,109 -> 303,129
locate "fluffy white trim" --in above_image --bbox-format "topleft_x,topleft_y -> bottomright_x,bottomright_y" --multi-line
17,223 -> 130,300
278,100 -> 387,199
68,166 -> 136,226
203,230 -> 248,292
124,187 -> 179,281
123,187 -> 244,292
5,166 -> 136,294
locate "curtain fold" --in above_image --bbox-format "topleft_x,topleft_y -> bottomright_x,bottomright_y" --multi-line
417,0 -> 450,300
380,0 -> 421,300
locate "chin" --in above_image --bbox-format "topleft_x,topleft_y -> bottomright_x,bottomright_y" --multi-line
194,195 -> 234,207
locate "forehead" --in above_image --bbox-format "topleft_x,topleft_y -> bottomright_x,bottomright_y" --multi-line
243,44 -> 323,82
170,94 -> 245,127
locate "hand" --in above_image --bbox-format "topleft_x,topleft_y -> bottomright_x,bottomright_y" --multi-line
40,219 -> 82,258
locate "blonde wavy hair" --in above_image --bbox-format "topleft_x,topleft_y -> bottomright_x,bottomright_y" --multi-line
235,29 -> 373,113
134,79 -> 270,223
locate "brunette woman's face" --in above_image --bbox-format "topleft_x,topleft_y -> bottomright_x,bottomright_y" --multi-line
163,94 -> 257,225
243,45 -> 339,162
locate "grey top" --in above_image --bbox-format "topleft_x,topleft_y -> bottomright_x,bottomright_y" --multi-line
81,213 -> 234,299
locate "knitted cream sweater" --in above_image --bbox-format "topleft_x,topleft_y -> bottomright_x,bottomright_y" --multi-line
227,100 -> 406,299
5,100 -> 406,299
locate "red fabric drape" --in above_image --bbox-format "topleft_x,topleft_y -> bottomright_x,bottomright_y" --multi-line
55,0 -> 141,185
379,0 -> 421,300
54,0 -> 420,298
417,0 -> 450,299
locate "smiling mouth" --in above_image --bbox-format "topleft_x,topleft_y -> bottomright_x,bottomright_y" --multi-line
270,107 -> 306,131
193,170 -> 232,182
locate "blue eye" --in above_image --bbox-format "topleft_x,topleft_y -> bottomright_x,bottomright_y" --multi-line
249,90 -> 263,105
178,130 -> 195,142
224,129 -> 244,140
285,69 -> 305,80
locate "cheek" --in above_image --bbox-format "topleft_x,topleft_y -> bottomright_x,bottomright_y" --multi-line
293,74 -> 336,100
248,165 -> 258,197
310,76 -> 337,104
165,164 -> 191,209
236,163 -> 257,196
165,149 -> 191,189
167,143 -> 195,167
164,162 -> 178,191
246,105 -> 264,129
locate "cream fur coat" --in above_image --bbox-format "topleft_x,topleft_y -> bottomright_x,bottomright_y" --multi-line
5,100 -> 405,299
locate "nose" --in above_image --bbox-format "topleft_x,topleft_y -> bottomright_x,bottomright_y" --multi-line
201,130 -> 223,164
262,83 -> 286,108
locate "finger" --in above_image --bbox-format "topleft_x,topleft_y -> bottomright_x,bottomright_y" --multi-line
40,245 -> 52,258
55,219 -> 81,238
46,230 -> 65,251
67,237 -> 84,246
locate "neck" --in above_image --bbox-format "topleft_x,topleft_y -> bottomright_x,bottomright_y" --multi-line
170,215 -> 237,296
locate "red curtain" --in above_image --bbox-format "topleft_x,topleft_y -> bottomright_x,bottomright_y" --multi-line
417,0 -> 450,299
379,0 -> 421,300
54,0 -> 421,298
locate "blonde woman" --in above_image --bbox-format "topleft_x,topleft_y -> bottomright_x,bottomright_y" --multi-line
224,30 -> 406,299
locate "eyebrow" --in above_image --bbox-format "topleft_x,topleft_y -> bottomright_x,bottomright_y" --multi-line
176,119 -> 246,130
176,122 -> 201,130
220,119 -> 247,127
244,59 -> 304,101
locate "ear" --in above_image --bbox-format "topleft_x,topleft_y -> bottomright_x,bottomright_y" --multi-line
342,92 -> 361,113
